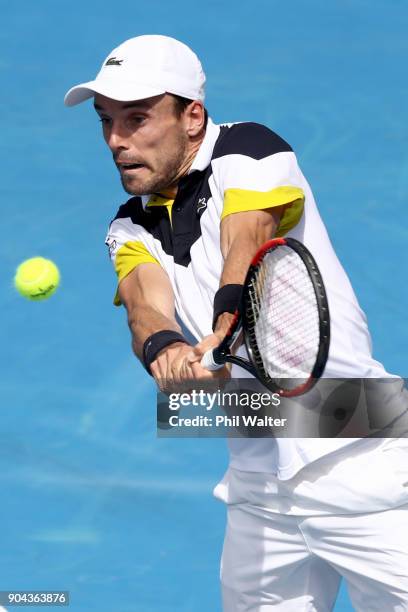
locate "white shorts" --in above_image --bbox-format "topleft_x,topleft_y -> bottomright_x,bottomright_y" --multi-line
214,438 -> 408,611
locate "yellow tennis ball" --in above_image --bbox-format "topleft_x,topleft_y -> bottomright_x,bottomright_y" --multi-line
14,257 -> 60,301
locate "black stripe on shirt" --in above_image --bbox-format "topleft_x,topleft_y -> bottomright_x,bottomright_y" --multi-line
213,122 -> 292,161
113,197 -> 173,258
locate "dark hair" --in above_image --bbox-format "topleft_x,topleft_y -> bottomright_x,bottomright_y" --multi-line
171,94 -> 208,129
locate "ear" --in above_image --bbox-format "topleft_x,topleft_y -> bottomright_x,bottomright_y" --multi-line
184,101 -> 206,137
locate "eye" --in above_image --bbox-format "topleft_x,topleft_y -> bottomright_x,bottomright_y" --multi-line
128,114 -> 146,126
98,116 -> 111,125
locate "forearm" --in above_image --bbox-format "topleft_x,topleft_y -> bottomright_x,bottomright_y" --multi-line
214,208 -> 283,336
126,304 -> 183,359
219,233 -> 264,286
118,263 -> 187,366
214,236 -> 261,336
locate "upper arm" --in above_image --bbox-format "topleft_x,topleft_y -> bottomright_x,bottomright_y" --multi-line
105,200 -> 180,351
220,207 -> 284,259
105,207 -> 162,306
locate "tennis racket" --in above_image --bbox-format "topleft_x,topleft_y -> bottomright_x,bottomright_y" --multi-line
201,237 -> 330,397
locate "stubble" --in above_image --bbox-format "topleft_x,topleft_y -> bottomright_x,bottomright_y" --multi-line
120,130 -> 189,196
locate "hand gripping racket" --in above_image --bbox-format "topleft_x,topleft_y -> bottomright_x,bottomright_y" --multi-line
201,237 -> 330,397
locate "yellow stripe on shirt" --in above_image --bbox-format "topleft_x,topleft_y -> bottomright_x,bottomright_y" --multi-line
113,240 -> 160,306
222,186 -> 305,236
147,194 -> 174,225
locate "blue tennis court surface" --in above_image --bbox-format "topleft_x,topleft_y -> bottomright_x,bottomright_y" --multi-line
1,2 -> 407,610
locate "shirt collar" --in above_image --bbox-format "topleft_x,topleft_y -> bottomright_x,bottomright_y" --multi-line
188,117 -> 220,173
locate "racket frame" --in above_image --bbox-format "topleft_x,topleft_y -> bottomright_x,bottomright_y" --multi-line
242,237 -> 330,396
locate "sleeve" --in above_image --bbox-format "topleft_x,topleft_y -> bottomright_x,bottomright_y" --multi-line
105,204 -> 160,306
211,122 -> 305,236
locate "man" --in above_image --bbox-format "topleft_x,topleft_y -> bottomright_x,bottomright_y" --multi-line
65,35 -> 408,611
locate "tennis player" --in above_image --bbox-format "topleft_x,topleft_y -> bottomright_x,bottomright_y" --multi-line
65,35 -> 408,611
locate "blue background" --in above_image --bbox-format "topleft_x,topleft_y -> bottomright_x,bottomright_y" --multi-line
1,1 -> 407,610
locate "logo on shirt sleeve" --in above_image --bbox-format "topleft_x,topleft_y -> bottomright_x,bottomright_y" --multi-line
105,236 -> 117,259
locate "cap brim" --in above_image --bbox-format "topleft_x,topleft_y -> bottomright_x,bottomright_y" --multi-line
64,79 -> 166,107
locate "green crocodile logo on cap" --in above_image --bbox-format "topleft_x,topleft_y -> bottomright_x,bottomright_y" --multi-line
105,57 -> 123,66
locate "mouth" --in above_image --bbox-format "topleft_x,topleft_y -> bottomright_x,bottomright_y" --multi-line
119,163 -> 145,173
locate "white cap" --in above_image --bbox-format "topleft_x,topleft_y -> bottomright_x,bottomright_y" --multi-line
64,35 -> 206,106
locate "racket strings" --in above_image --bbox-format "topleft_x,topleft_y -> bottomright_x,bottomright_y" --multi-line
246,247 -> 320,385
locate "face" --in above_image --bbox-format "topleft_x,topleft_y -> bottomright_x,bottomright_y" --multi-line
94,93 -> 190,196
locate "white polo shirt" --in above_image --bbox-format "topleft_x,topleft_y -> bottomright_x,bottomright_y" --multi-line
105,118 -> 391,479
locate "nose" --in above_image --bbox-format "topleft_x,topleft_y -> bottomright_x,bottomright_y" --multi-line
105,120 -> 129,154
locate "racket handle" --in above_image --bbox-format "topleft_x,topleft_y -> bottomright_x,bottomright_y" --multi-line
201,349 -> 224,371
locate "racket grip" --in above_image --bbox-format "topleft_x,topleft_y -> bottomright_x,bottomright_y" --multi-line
201,349 -> 224,371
